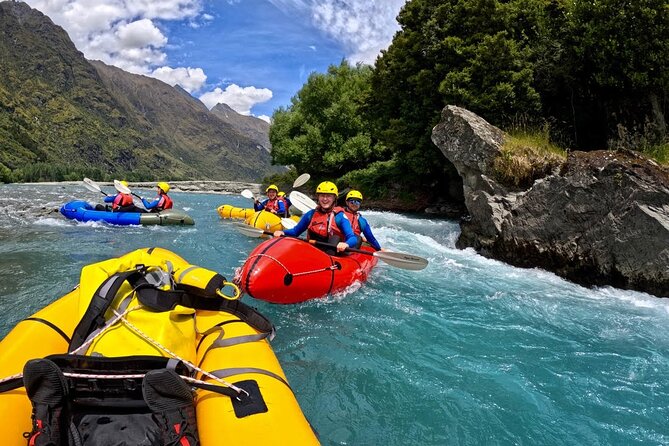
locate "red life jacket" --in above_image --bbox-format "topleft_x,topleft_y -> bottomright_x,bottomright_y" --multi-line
344,209 -> 361,235
157,194 -> 173,211
112,193 -> 133,210
308,206 -> 345,242
264,198 -> 281,213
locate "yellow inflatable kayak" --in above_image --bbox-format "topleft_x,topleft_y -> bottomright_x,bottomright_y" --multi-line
0,247 -> 319,445
217,204 -> 255,220
245,210 -> 300,232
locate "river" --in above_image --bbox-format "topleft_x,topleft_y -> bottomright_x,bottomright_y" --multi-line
0,183 -> 667,445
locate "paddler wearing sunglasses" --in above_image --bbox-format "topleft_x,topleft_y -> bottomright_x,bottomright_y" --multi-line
343,190 -> 383,251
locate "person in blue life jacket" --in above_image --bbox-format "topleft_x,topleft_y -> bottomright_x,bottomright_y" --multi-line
277,191 -> 291,217
254,184 -> 286,216
343,190 -> 383,251
273,181 -> 357,253
141,182 -> 174,213
96,180 -> 143,212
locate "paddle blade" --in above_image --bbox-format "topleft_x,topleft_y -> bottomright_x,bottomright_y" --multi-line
241,189 -> 255,200
114,180 -> 132,194
281,218 -> 297,229
289,191 -> 317,213
338,187 -> 351,199
235,223 -> 266,238
292,173 -> 310,188
374,251 -> 429,271
82,177 -> 103,194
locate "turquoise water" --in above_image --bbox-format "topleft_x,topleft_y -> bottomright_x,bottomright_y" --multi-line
1,183 -> 668,445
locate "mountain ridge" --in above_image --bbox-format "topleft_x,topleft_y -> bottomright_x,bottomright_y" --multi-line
0,1 -> 276,182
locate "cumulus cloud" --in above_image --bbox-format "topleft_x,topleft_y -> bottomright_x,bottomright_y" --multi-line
151,67 -> 207,93
199,84 -> 273,115
257,115 -> 271,123
269,0 -> 407,64
24,0 -> 203,78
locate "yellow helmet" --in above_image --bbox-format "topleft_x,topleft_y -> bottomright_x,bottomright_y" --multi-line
266,184 -> 279,193
157,182 -> 170,193
316,181 -> 338,196
346,190 -> 363,201
277,191 -> 286,197
120,180 -> 129,187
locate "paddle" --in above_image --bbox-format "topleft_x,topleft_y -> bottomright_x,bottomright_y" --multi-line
289,191 -> 317,213
281,218 -> 297,229
288,188 -> 351,213
292,173 -> 310,188
241,189 -> 256,201
114,180 -> 147,209
337,187 -> 351,201
235,224 -> 428,270
83,177 -> 108,196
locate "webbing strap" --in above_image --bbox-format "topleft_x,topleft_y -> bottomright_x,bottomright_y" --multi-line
198,328 -> 271,368
73,292 -> 136,354
211,332 -> 270,349
69,270 -> 145,352
209,368 -> 292,392
137,288 -> 275,338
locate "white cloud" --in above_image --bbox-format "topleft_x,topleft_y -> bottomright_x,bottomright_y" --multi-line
117,19 -> 166,48
199,84 -> 273,115
151,67 -> 207,93
269,0 -> 407,64
257,115 -> 271,123
311,0 -> 407,64
24,0 -> 202,76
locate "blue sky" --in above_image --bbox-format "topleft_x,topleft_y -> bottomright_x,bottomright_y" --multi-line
23,0 -> 407,121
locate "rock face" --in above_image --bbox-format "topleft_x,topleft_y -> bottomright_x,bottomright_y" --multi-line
432,105 -> 669,297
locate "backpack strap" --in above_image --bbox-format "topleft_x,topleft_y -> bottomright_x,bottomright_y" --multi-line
68,269 -> 147,352
136,288 -> 275,338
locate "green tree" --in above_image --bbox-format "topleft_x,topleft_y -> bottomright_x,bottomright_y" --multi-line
536,0 -> 669,148
270,61 -> 387,181
366,0 -> 545,197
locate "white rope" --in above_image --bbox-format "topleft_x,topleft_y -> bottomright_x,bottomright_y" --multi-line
0,285 -> 248,397
0,373 -> 21,385
111,308 -> 247,396
0,371 -> 239,397
243,253 -> 291,274
63,372 -> 234,390
243,252 -> 337,277
0,289 -> 140,385
291,264 -> 339,277
69,302 -> 138,356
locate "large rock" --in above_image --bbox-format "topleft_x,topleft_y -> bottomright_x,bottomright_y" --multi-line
432,105 -> 669,297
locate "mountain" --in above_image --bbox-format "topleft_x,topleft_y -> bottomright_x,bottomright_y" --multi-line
0,1 -> 279,182
210,103 -> 271,151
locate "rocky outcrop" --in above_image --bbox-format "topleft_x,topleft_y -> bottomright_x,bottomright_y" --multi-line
432,105 -> 669,297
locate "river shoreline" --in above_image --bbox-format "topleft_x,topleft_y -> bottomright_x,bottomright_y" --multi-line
20,180 -> 263,195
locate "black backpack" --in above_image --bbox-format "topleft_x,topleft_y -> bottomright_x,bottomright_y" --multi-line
23,354 -> 199,446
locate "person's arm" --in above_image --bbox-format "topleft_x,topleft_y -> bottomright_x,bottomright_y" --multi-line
142,197 -> 159,210
335,212 -> 358,249
277,200 -> 285,215
103,195 -> 115,203
359,216 -> 382,251
253,199 -> 265,211
275,210 -> 313,237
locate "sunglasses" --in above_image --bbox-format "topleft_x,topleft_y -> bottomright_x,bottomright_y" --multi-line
347,199 -> 361,205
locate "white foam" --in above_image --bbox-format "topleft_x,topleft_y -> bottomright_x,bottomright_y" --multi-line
34,217 -> 69,227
